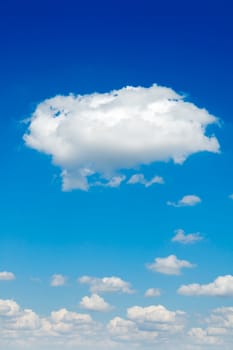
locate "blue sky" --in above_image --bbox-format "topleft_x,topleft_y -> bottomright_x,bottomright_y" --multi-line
1,3 -> 233,349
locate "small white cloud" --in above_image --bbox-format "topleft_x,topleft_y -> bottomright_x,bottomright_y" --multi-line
178,275 -> 233,296
144,288 -> 161,297
78,276 -> 134,294
0,271 -> 15,281
229,194 -> 233,200
24,84 -> 220,191
127,173 -> 164,187
50,274 -> 67,287
80,294 -> 112,312
167,195 -> 202,207
172,229 -> 203,244
147,254 -> 195,275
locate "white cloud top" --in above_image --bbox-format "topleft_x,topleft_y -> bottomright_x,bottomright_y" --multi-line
172,229 -> 203,244
24,84 -> 219,191
79,276 -> 134,294
147,255 -> 195,275
178,275 -> 233,296
0,271 -> 15,280
80,294 -> 112,312
167,195 -> 202,207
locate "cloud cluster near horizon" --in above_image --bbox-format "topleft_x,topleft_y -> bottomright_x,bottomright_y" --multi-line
24,84 -> 220,191
2,297 -> 233,349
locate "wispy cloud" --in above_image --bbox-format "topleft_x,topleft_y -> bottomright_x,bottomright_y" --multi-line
172,229 -> 203,244
167,195 -> 202,207
127,174 -> 164,187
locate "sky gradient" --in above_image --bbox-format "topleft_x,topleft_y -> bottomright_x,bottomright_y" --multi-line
1,3 -> 233,350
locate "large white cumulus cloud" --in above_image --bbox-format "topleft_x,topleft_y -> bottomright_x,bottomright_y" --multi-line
24,84 -> 220,191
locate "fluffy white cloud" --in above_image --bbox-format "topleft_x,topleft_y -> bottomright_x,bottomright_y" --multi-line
0,300 -> 43,334
50,274 -> 67,287
229,194 -> 233,200
108,316 -> 158,342
144,288 -> 161,297
50,308 -> 93,324
167,195 -> 202,207
23,84 -> 219,191
108,316 -> 138,337
172,229 -> 203,244
4,298 -> 231,350
147,254 -> 195,275
0,299 -> 101,349
0,271 -> 15,280
187,307 -> 233,346
188,327 -> 220,345
178,275 -> 233,296
80,294 -> 112,312
185,306 -> 233,349
12,309 -> 41,330
127,305 -> 184,323
127,174 -> 164,187
78,276 -> 134,294
0,299 -> 20,316
0,300 -> 186,350
108,304 -> 185,345
208,307 -> 233,329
